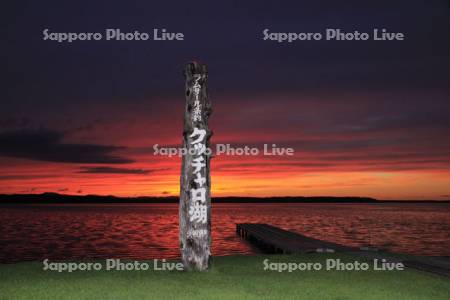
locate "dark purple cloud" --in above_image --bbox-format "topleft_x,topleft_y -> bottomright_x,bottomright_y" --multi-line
0,128 -> 132,164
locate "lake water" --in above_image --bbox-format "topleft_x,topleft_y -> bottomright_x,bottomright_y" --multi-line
0,203 -> 449,263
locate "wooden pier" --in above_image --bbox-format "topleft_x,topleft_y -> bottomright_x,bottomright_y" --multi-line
236,223 -> 355,254
236,223 -> 450,277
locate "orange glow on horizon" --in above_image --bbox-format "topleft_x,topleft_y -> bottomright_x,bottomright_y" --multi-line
1,95 -> 449,201
1,154 -> 450,200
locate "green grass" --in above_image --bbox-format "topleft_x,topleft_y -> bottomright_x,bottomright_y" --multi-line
0,254 -> 449,300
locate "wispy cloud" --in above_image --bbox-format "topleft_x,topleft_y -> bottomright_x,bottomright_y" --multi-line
78,166 -> 163,175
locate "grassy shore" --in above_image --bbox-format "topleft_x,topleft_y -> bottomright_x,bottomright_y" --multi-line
0,254 -> 448,299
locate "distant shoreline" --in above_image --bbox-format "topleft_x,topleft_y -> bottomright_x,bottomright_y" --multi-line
0,193 -> 448,204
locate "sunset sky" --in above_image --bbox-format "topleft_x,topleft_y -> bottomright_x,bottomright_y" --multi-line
2,1 -> 450,200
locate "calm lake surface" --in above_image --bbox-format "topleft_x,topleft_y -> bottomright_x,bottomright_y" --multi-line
0,203 -> 449,262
